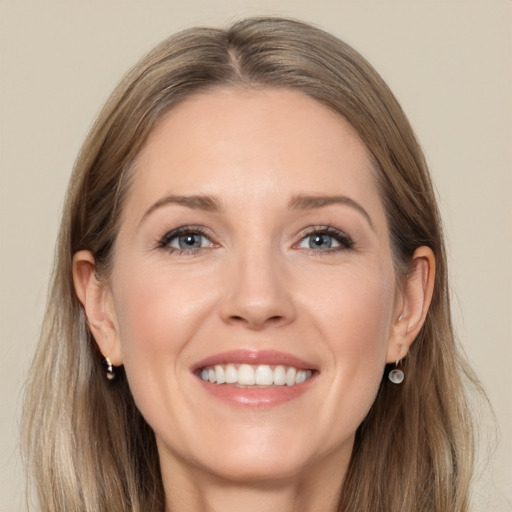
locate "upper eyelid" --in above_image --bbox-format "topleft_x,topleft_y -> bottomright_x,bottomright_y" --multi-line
156,224 -> 353,249
158,225 -> 214,247
295,226 -> 354,250
161,225 -> 210,237
296,225 -> 353,241
300,225 -> 341,234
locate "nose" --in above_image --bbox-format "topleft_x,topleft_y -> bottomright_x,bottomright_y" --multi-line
218,247 -> 296,330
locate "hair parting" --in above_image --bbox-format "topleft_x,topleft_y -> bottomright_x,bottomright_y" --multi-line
22,17 -> 484,512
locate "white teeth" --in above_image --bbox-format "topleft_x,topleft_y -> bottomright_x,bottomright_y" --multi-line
238,364 -> 255,385
255,365 -> 274,386
199,363 -> 314,387
296,370 -> 312,384
215,365 -> 226,384
286,367 -> 296,386
225,364 -> 238,384
273,365 -> 286,385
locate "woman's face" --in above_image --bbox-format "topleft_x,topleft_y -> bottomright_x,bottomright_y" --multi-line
106,88 -> 403,483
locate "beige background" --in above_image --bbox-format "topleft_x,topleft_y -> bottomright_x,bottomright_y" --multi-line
0,1 -> 510,510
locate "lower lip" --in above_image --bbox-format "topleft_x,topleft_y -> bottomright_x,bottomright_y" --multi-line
197,376 -> 316,408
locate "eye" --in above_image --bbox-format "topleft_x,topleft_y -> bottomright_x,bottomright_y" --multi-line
159,226 -> 214,253
171,233 -> 209,249
297,227 -> 353,251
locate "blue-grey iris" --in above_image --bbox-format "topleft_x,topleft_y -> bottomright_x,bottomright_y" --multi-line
179,234 -> 202,248
310,234 -> 333,249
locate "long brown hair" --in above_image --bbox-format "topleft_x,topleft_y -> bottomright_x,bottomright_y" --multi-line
22,17 -> 481,511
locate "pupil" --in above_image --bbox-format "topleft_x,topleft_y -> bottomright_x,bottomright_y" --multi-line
180,234 -> 200,248
311,234 -> 332,248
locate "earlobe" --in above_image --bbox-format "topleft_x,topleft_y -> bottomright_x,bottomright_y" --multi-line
72,250 -> 123,365
386,246 -> 435,363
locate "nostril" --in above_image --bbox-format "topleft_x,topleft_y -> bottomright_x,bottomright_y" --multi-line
227,313 -> 285,329
220,286 -> 296,329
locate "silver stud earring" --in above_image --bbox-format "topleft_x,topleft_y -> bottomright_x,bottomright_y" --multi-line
388,359 -> 404,384
103,357 -> 116,380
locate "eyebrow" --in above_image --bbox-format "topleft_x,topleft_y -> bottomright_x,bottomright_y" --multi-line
140,194 -> 223,224
289,194 -> 374,230
140,193 -> 374,230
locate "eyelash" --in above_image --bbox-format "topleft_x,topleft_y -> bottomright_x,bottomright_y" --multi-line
157,226 -> 214,256
296,226 -> 354,254
157,225 -> 354,255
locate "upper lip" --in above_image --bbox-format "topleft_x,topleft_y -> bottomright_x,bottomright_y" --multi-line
192,349 -> 318,372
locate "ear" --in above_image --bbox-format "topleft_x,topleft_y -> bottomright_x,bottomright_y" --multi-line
386,246 -> 435,363
72,250 -> 123,365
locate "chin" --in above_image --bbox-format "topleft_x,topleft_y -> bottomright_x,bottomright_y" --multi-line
200,452 -> 308,484
157,428 -> 315,485
191,429 -> 348,485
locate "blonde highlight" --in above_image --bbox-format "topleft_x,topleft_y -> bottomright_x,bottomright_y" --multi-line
22,17 -> 482,511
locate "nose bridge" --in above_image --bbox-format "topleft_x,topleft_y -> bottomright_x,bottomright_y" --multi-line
219,237 -> 295,329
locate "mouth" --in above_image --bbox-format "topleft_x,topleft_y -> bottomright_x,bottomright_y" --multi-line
192,350 -> 318,407
196,363 -> 314,387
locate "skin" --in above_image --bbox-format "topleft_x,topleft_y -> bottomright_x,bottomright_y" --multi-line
74,88 -> 435,512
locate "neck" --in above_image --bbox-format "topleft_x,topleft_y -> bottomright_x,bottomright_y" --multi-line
161,454 -> 346,512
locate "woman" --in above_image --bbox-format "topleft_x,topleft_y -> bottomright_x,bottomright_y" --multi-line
22,17 -> 480,512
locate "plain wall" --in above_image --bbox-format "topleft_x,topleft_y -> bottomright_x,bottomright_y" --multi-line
1,1 -> 510,510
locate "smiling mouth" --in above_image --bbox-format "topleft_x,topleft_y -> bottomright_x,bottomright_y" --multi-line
197,363 -> 315,387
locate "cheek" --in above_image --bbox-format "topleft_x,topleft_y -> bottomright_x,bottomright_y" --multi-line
309,263 -> 396,412
109,265 -> 219,440
311,262 -> 395,352
111,264 -> 214,376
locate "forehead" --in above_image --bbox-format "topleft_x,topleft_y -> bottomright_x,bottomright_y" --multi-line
127,87 -> 384,223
